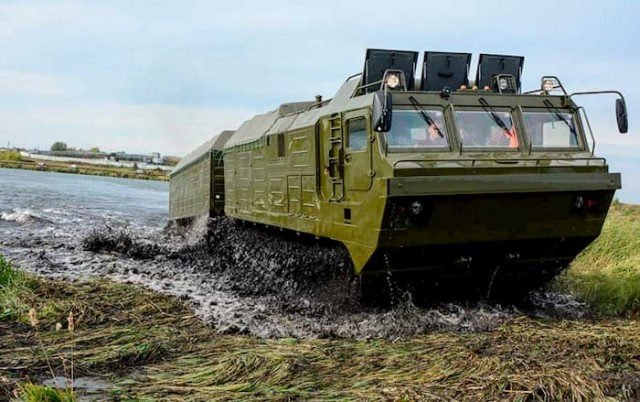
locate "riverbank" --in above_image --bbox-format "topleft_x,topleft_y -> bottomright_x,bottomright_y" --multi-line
1,254 -> 639,401
0,154 -> 169,181
554,202 -> 640,316
2,205 -> 640,400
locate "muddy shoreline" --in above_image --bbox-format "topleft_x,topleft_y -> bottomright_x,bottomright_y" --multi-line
2,212 -> 592,340
3,207 -> 639,400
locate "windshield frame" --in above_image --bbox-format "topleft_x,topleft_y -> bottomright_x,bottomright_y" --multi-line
521,107 -> 585,151
378,93 -> 590,155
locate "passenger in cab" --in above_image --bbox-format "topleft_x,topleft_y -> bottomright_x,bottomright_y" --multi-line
427,122 -> 447,145
488,125 -> 518,148
387,110 -> 448,149
457,111 -> 518,148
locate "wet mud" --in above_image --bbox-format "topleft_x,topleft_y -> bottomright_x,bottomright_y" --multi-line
0,211 -> 590,339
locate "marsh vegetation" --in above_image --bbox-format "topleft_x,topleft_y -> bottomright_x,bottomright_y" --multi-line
1,205 -> 639,401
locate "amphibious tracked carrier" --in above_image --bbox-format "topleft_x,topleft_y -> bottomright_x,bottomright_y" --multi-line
170,49 -> 628,295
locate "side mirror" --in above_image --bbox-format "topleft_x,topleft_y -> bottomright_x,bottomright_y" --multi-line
616,98 -> 628,133
372,91 -> 393,132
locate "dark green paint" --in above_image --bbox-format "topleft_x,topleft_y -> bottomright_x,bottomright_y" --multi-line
170,52 -> 624,278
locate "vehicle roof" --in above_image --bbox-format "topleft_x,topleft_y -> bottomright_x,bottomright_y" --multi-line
171,130 -> 235,175
224,78 -> 372,148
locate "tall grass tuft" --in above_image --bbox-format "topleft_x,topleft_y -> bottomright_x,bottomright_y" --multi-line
0,254 -> 21,287
556,204 -> 640,316
18,383 -> 75,402
1,255 -> 77,400
0,254 -> 32,321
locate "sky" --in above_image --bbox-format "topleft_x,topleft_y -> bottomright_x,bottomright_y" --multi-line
0,0 -> 638,202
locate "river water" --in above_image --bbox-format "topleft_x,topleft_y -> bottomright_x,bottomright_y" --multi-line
0,168 -> 585,338
0,168 -> 168,228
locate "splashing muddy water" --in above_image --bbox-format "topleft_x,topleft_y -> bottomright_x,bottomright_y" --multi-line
0,168 -> 588,338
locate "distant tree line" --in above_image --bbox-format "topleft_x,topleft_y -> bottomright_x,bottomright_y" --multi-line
50,142 -> 100,153
50,141 -> 68,152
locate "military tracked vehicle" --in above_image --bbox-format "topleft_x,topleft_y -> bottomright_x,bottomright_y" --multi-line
170,49 -> 628,296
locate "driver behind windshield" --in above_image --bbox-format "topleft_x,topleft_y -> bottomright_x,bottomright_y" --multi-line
387,109 -> 448,149
456,110 -> 518,148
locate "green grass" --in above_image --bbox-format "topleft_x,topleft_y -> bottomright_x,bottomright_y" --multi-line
2,203 -> 640,400
555,203 -> 640,317
0,157 -> 169,181
1,253 -> 640,401
0,254 -> 34,321
18,383 -> 75,402
0,150 -> 22,161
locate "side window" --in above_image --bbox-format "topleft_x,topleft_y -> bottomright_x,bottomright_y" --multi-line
277,132 -> 285,157
347,118 -> 367,151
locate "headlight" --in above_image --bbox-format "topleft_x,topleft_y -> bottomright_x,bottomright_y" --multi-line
386,73 -> 400,88
499,78 -> 509,90
542,78 -> 557,93
410,200 -> 423,215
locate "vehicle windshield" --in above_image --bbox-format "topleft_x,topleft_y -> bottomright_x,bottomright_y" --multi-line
386,109 -> 448,151
455,110 -> 517,148
522,110 -> 579,148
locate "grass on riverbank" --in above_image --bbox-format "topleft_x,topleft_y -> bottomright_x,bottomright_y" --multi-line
0,156 -> 169,181
0,254 -> 33,321
554,203 -> 640,317
2,253 -> 640,401
1,204 -> 638,400
0,151 -> 22,162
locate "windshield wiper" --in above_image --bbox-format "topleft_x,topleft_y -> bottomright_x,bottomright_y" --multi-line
543,99 -> 578,136
478,97 -> 511,134
408,96 -> 444,138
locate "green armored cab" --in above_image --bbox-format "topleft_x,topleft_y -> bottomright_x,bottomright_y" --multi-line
171,49 -> 628,294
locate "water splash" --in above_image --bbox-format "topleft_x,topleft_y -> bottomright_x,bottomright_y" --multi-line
23,216 -> 580,339
0,208 -> 51,224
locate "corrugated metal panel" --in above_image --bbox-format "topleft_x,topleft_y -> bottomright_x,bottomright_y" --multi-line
169,156 -> 212,220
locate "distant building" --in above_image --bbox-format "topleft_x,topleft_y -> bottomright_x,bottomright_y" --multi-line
32,149 -> 107,159
111,152 -> 147,162
148,152 -> 162,164
108,152 -> 164,164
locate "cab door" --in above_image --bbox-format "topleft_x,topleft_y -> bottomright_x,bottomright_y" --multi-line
343,112 -> 373,191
